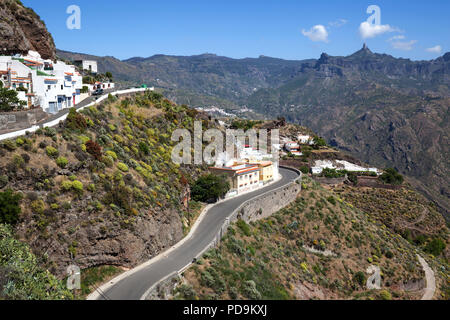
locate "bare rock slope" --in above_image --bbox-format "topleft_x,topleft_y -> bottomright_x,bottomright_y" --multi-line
0,0 -> 56,60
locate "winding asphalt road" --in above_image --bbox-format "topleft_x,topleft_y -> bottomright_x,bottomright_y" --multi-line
93,167 -> 300,300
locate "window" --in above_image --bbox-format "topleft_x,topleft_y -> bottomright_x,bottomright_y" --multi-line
61,85 -> 64,90
48,85 -> 51,90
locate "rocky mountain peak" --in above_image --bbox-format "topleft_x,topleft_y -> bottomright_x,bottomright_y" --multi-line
351,43 -> 375,57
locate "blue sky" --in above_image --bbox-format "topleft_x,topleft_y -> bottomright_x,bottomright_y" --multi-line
23,0 -> 449,61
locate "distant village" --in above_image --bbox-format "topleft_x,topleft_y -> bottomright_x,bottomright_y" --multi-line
210,139 -> 280,199
279,135 -> 381,176
0,50 -> 114,114
208,128 -> 382,199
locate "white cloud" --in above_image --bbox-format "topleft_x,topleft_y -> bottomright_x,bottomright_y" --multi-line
390,40 -> 418,51
426,45 -> 442,54
388,35 -> 405,41
302,25 -> 329,43
329,19 -> 348,28
359,21 -> 397,39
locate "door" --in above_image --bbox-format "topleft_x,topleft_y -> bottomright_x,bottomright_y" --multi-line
48,102 -> 57,114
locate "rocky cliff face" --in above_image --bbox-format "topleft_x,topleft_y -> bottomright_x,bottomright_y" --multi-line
0,0 -> 56,60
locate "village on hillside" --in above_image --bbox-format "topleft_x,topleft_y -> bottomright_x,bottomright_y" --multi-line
0,50 -> 114,114
207,119 -> 387,199
209,138 -> 281,199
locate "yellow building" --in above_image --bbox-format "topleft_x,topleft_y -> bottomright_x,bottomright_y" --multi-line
210,164 -> 261,195
250,161 -> 274,184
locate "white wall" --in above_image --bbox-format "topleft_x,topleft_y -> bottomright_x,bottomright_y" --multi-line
82,60 -> 98,74
0,88 -> 148,142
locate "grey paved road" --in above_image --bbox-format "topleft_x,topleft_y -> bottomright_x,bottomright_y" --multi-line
97,167 -> 300,300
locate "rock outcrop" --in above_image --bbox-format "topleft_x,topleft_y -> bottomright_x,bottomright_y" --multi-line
0,0 -> 56,60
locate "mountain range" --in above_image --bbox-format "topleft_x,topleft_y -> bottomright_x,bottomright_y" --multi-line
57,47 -> 450,219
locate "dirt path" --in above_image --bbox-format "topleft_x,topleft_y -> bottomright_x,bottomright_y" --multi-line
417,254 -> 436,300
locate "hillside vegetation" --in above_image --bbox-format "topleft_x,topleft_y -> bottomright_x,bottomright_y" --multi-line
0,224 -> 72,300
173,176 -> 449,300
0,91 -> 214,282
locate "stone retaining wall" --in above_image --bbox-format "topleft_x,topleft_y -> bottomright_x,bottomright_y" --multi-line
312,175 -> 347,185
0,108 -> 48,134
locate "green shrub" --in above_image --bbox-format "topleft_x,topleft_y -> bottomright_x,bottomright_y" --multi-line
106,151 -> 118,160
175,284 -> 197,300
424,238 -> 446,256
192,174 -> 230,203
13,154 -> 25,168
72,181 -> 84,194
31,200 -> 45,215
313,136 -> 327,147
56,157 -> 68,168
379,290 -> 392,300
327,196 -> 337,206
237,219 -> 252,236
103,185 -> 133,215
3,140 -> 17,151
0,224 -> 73,300
379,168 -> 404,185
66,108 -> 87,132
15,138 -> 25,146
0,189 -> 22,225
102,156 -> 114,167
77,135 -> 91,144
46,146 -> 59,158
138,142 -> 150,155
117,163 -> 129,172
241,280 -> 261,300
61,180 -> 73,192
353,271 -> 366,287
0,175 -> 8,188
299,166 -> 309,174
321,168 -> 346,178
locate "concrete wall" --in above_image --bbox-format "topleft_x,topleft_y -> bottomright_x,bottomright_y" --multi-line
0,108 -> 48,134
235,176 -> 301,223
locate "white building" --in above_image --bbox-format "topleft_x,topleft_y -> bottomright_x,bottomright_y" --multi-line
0,51 -> 85,114
298,135 -> 314,145
311,167 -> 324,175
76,60 -> 98,74
88,81 -> 115,93
312,160 -> 381,175
284,141 -> 300,152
